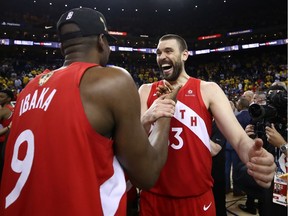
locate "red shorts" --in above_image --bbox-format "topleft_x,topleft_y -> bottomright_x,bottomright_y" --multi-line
139,189 -> 216,216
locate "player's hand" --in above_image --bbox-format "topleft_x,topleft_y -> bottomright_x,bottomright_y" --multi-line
156,80 -> 173,97
210,140 -> 222,157
246,138 -> 276,188
165,85 -> 181,102
156,80 -> 182,102
142,95 -> 176,128
141,81 -> 181,134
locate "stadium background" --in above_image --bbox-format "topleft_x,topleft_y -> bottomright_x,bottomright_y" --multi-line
0,1 -> 287,215
0,0 -> 287,99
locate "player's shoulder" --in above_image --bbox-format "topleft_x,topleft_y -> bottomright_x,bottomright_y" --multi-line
200,80 -> 223,104
104,65 -> 131,76
138,82 -> 154,94
86,65 -> 134,85
200,80 -> 221,91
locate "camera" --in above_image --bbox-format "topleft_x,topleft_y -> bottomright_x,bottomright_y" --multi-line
248,89 -> 287,139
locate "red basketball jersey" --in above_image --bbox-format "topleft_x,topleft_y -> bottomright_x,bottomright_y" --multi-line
0,62 -> 126,215
146,78 -> 213,197
0,104 -> 14,142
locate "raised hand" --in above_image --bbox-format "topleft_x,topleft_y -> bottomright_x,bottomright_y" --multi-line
156,80 -> 181,102
156,80 -> 173,97
165,84 -> 182,102
143,95 -> 176,126
141,82 -> 181,134
246,138 -> 276,188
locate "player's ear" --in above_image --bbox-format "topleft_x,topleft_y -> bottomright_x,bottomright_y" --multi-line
96,34 -> 106,52
182,49 -> 189,62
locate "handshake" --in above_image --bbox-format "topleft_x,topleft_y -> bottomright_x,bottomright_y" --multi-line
140,80 -> 181,134
155,80 -> 182,102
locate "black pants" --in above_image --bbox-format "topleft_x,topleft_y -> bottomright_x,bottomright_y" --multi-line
212,146 -> 227,216
211,121 -> 227,216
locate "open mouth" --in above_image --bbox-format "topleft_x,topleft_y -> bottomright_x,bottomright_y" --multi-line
161,64 -> 172,72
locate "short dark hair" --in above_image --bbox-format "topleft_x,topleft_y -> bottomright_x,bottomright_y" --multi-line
159,34 -> 188,52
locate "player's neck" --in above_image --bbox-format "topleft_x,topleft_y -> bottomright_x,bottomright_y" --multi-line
175,71 -> 190,86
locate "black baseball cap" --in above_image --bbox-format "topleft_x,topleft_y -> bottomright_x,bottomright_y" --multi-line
0,89 -> 14,100
57,7 -> 116,42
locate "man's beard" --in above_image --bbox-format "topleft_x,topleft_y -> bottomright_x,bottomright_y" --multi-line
162,61 -> 183,82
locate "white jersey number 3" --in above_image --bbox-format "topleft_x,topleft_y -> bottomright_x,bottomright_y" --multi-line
170,127 -> 184,150
5,130 -> 34,208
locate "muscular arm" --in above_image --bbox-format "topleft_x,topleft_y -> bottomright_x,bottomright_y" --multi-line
201,82 -> 252,162
81,66 -> 173,189
201,81 -> 275,188
138,84 -> 151,133
0,107 -> 11,122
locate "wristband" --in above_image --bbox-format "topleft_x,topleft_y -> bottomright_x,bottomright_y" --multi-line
280,143 -> 288,153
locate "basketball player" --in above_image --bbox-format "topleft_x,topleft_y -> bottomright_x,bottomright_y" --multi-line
0,89 -> 14,183
0,8 -> 180,215
0,89 -> 14,142
138,34 -> 276,216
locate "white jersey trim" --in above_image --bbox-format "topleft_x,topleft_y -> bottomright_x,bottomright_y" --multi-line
100,156 -> 126,216
174,100 -> 211,152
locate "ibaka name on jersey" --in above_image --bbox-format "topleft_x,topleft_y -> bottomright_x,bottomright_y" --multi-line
19,87 -> 57,116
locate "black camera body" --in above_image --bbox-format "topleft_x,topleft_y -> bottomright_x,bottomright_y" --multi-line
248,90 -> 287,139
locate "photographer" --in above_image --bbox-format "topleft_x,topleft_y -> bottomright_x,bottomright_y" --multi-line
238,84 -> 287,216
266,123 -> 287,157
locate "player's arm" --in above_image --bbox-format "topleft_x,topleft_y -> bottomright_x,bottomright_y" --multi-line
138,84 -> 152,134
210,139 -> 222,156
98,67 -> 175,189
112,69 -> 176,189
0,122 -> 11,136
202,81 -> 253,162
0,108 -> 11,122
201,81 -> 275,188
139,84 -> 176,134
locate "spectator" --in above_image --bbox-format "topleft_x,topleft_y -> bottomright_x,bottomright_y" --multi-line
238,84 -> 287,216
229,97 -> 252,196
242,90 -> 254,104
0,89 -> 14,183
252,91 -> 266,105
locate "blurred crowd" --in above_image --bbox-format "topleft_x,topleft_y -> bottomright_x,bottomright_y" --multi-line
0,48 -> 286,102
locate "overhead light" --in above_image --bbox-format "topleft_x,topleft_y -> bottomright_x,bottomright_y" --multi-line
45,26 -> 53,29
